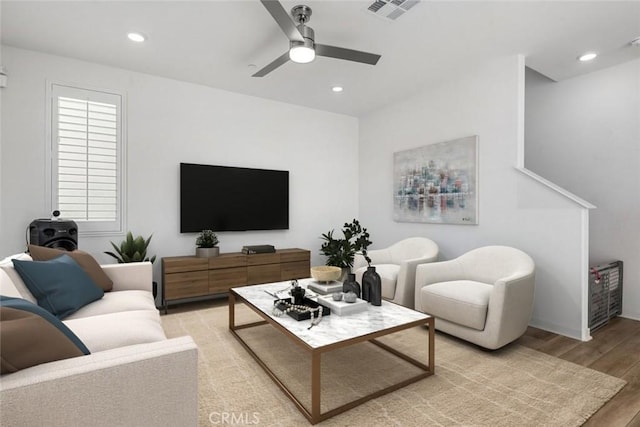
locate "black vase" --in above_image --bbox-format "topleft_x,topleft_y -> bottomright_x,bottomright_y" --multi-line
342,273 -> 361,298
362,266 -> 382,306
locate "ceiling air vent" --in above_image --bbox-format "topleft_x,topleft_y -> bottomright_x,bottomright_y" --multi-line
366,0 -> 419,21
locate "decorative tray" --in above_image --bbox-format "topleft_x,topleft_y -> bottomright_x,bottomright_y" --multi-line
316,295 -> 368,316
275,297 -> 331,321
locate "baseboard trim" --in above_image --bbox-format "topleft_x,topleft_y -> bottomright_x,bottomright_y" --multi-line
529,318 -> 590,342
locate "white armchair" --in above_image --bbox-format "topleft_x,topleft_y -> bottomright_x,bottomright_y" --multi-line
415,245 -> 535,350
354,237 -> 439,308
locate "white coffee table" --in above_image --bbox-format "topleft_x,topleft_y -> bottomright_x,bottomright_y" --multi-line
229,279 -> 435,424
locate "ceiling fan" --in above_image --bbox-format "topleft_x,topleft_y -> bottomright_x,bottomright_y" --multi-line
253,0 -> 382,77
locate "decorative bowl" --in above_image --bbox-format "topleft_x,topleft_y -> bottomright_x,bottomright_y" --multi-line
310,266 -> 342,282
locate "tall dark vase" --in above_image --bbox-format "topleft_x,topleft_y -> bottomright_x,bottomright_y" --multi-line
362,266 -> 382,306
362,270 -> 371,302
342,273 -> 361,298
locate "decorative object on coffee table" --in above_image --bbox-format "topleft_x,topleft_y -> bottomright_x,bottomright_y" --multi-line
290,280 -> 306,304
195,229 -> 219,258
272,297 -> 330,329
316,293 -> 368,315
310,265 -> 341,282
343,291 -> 357,303
362,266 -> 382,306
105,231 -> 156,264
342,273 -> 361,298
307,280 -> 343,295
319,219 -> 372,276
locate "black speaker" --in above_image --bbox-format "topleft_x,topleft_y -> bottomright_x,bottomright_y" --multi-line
29,219 -> 78,251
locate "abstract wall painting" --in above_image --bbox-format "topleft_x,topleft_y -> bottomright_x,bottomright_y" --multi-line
393,135 -> 478,225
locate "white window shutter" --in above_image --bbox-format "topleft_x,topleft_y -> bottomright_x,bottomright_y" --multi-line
50,84 -> 125,235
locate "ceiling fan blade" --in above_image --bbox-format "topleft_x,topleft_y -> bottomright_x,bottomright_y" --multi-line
252,51 -> 290,77
315,44 -> 381,66
260,0 -> 304,42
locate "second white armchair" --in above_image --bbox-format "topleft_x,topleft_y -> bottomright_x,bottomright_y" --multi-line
414,245 -> 535,350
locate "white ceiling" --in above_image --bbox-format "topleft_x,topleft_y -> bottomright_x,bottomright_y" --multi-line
2,1 -> 639,117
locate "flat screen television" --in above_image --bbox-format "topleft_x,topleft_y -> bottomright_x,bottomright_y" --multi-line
180,163 -> 289,232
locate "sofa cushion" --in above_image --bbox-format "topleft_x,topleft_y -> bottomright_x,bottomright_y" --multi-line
64,290 -> 156,320
63,310 -> 167,353
28,245 -> 113,292
420,280 -> 492,330
12,255 -> 104,319
0,296 -> 90,374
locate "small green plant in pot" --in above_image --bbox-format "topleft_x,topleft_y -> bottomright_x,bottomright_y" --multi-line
319,219 -> 372,277
196,229 -> 219,258
105,232 -> 156,264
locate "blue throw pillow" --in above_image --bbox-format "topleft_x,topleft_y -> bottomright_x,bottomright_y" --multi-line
0,295 -> 90,374
12,254 -> 104,319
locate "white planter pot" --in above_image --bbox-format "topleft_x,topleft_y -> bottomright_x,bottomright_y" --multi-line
196,247 -> 219,258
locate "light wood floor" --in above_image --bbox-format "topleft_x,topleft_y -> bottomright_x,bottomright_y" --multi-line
515,317 -> 640,427
167,300 -> 640,426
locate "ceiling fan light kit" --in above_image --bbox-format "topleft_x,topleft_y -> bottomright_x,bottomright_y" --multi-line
253,1 -> 381,77
289,43 -> 315,63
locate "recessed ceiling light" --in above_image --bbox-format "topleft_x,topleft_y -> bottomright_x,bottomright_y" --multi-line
578,52 -> 597,62
127,32 -> 146,43
332,86 -> 344,93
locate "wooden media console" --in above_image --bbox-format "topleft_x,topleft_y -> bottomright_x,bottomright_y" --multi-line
161,248 -> 310,312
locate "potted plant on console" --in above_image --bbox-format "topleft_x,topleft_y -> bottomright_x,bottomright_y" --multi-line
319,219 -> 372,279
195,229 -> 219,258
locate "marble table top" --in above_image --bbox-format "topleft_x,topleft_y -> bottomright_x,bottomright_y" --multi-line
232,278 -> 430,349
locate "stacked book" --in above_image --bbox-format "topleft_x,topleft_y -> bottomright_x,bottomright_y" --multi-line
241,245 -> 276,254
307,281 -> 343,295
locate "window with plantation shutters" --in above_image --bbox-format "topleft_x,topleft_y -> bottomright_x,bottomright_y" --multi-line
48,84 -> 126,234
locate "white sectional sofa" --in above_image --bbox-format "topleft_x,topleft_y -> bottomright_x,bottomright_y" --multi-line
0,253 -> 198,427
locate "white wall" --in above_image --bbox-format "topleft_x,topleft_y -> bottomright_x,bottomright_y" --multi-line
525,61 -> 640,320
0,46 -> 360,298
1,45 -> 616,338
359,56 -> 591,339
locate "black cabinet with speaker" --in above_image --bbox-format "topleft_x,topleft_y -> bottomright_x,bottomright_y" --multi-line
29,219 -> 78,251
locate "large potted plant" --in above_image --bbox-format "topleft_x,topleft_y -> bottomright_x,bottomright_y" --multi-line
105,231 -> 156,264
195,229 -> 219,258
320,219 -> 372,275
